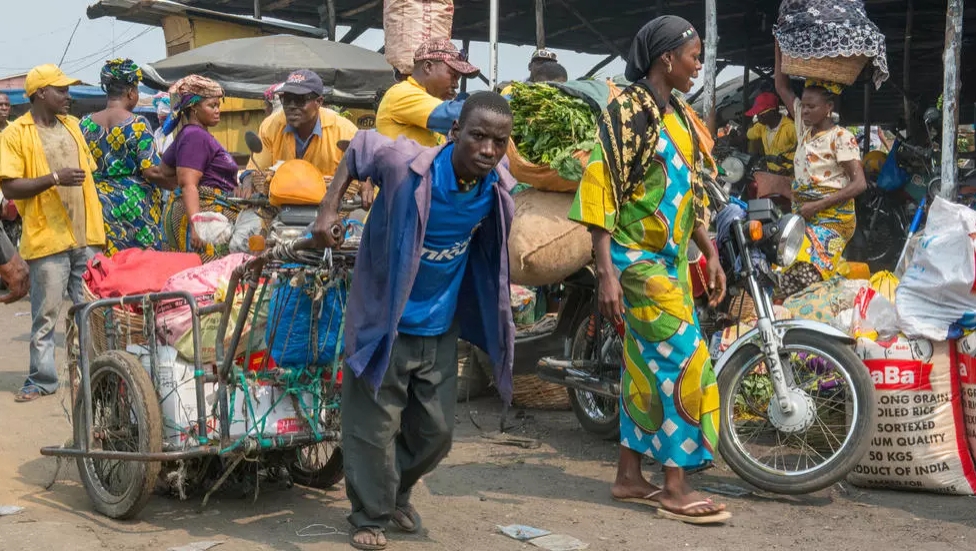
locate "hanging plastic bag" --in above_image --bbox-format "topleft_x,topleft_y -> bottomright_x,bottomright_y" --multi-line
896,197 -> 976,340
191,212 -> 233,245
875,141 -> 909,191
230,209 -> 265,254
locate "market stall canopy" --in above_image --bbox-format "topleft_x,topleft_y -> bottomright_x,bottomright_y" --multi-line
140,34 -> 394,106
127,0 -> 974,125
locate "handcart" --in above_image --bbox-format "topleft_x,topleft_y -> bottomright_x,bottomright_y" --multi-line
41,231 -> 358,519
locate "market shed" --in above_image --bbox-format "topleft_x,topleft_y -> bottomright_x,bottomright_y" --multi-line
91,0 -> 974,125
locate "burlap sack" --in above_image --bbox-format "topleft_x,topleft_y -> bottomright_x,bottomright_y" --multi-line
509,189 -> 591,286
506,140 -> 590,193
383,0 -> 454,74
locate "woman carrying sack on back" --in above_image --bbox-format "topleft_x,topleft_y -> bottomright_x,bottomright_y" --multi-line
568,16 -> 730,525
772,43 -> 868,296
160,75 -> 242,261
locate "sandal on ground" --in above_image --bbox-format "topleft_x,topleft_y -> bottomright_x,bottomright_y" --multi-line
657,500 -> 731,525
349,527 -> 387,550
613,489 -> 663,508
391,504 -> 423,533
14,385 -> 42,403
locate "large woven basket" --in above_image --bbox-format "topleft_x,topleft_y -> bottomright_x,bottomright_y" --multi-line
82,281 -> 148,354
512,374 -> 570,411
781,54 -> 869,86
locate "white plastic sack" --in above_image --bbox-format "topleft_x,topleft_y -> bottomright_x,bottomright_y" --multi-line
191,212 -> 233,245
896,197 -> 976,340
849,287 -> 899,340
230,209 -> 264,254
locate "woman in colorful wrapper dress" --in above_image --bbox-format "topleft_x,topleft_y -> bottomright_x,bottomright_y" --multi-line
773,43 -> 868,296
568,16 -> 730,525
81,59 -> 173,255
159,75 -> 242,261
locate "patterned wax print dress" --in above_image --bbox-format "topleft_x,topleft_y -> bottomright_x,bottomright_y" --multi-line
569,84 -> 719,469
81,114 -> 164,255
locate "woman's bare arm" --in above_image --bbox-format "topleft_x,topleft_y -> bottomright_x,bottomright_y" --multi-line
774,42 -> 797,120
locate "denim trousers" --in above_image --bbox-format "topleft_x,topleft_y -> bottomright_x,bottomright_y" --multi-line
25,247 -> 96,394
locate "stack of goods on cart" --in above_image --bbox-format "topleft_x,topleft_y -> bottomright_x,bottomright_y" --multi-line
836,197 -> 976,494
383,0 -> 455,75
774,0 -> 889,88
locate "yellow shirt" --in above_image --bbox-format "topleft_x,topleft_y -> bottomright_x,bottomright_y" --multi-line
250,107 -> 358,176
747,116 -> 797,170
375,77 -> 445,147
0,112 -> 105,260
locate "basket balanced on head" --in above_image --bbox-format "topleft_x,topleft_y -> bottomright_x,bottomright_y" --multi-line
773,0 -> 889,88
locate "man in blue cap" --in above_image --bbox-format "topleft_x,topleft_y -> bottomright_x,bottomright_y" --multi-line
247,69 -> 358,187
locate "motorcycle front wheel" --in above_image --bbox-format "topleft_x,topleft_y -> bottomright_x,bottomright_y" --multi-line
717,331 -> 874,494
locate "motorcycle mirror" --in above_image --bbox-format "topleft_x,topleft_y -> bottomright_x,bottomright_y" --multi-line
923,107 -> 941,126
244,131 -> 263,154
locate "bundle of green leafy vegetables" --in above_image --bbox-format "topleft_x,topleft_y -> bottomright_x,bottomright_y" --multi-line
509,82 -> 597,181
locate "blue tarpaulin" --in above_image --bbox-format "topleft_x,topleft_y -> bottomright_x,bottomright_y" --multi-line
1,85 -> 158,105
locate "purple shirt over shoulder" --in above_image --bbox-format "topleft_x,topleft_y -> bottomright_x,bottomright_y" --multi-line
162,124 -> 238,192
342,130 -> 517,404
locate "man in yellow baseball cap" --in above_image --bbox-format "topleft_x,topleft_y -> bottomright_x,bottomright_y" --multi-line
24,63 -> 82,98
0,63 -> 105,402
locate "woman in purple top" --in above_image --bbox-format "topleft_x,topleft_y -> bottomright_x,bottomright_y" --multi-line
160,75 -> 241,261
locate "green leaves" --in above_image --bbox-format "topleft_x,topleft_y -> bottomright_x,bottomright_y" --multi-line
510,82 -> 598,181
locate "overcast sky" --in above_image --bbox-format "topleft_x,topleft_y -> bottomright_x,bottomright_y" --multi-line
4,0 -> 736,92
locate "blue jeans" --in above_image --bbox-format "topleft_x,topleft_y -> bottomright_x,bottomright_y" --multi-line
25,247 -> 96,394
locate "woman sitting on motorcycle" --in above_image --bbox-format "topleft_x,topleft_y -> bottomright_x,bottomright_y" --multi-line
773,43 -> 867,296
569,16 -> 729,524
159,75 -> 243,262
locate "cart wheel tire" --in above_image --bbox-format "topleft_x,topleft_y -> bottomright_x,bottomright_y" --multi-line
289,444 -> 344,489
74,350 -> 162,519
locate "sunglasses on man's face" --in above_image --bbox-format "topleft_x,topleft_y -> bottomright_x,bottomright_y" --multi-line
281,93 -> 319,106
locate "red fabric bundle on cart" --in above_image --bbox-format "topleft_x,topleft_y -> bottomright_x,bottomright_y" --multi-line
84,248 -> 202,298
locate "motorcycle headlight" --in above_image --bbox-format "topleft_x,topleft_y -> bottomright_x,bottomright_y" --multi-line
776,214 -> 805,266
271,226 -> 306,243
720,156 -> 746,184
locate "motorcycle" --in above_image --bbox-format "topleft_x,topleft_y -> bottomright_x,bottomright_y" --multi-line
713,125 -> 794,213
538,176 -> 876,494
234,131 -> 366,247
849,106 -> 976,271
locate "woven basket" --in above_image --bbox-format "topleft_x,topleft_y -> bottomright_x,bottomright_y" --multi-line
728,293 -> 758,323
512,374 -> 570,411
781,54 -> 870,86
82,281 -> 148,354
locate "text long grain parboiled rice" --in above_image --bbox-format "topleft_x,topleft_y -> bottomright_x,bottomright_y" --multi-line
955,343 -> 976,466
847,337 -> 976,495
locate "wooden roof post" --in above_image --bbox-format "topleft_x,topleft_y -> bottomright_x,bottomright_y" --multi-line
253,0 -> 261,20
489,0 -> 499,90
703,0 -> 718,134
535,0 -> 546,49
939,0 -> 963,199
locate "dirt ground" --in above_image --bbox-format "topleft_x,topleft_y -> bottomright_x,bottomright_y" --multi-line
0,300 -> 975,551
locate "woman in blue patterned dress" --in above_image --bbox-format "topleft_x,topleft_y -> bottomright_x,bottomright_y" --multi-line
81,59 -> 174,255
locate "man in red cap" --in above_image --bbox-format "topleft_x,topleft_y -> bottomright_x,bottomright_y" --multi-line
375,39 -> 480,147
745,91 -> 796,173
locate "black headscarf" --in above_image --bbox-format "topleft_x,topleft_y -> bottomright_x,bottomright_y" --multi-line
625,16 -> 698,83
